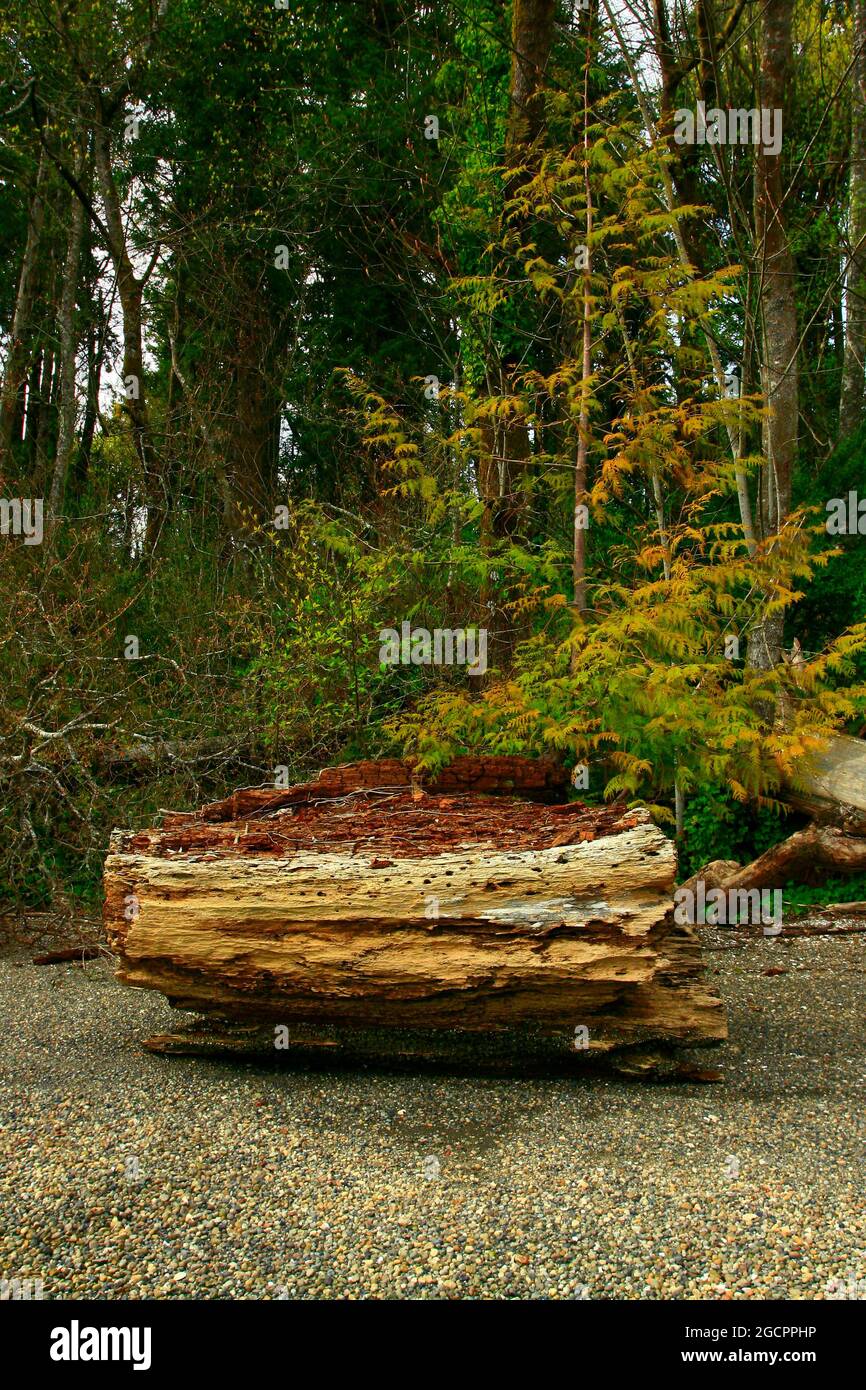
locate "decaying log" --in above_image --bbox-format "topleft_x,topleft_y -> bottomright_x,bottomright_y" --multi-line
713,825 -> 866,892
104,760 -> 725,1053
32,945 -> 101,965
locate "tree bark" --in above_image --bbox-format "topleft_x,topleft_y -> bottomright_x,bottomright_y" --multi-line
748,0 -> 798,669
48,139 -> 87,520
33,342 -> 58,480
839,0 -> 866,438
779,729 -> 866,831
192,755 -> 569,821
93,118 -> 161,546
476,0 -> 559,668
507,0 -> 557,153
0,150 -> 47,475
25,346 -> 52,471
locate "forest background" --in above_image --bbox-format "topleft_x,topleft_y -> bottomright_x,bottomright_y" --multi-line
2,0 -> 866,913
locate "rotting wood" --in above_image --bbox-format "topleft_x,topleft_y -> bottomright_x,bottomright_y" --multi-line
713,825 -> 866,892
104,760 -> 726,1054
178,753 -> 570,824
32,945 -> 101,965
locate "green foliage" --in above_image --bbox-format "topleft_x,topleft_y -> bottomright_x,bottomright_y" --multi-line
3,0 -> 866,916
783,872 -> 866,911
679,787 -> 794,880
791,423 -> 866,676
348,116 -> 866,821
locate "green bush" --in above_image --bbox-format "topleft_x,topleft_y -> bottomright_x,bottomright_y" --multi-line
678,786 -> 796,880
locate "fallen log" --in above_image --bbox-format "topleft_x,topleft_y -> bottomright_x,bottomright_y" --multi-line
32,945 -> 101,965
781,730 -> 866,832
103,759 -> 725,1053
706,825 -> 866,893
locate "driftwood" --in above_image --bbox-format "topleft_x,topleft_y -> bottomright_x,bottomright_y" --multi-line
103,757 -> 725,1054
781,730 -> 866,832
725,825 -> 866,889
682,825 -> 866,897
32,945 -> 101,965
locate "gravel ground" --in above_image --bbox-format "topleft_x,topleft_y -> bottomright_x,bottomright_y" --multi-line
0,928 -> 864,1300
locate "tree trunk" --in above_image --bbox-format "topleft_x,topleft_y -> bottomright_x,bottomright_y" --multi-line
507,0 -> 557,153
780,729 -> 866,831
48,140 -> 87,520
476,0 -> 558,669
25,347 -> 49,467
74,290 -> 107,494
0,150 -> 47,475
93,120 -> 161,546
224,336 -> 281,525
573,5 -> 593,615
749,0 -> 798,669
33,342 -> 58,481
839,0 -> 866,438
103,760 -> 725,1049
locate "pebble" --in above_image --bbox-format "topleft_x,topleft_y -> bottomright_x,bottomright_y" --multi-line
0,931 -> 863,1299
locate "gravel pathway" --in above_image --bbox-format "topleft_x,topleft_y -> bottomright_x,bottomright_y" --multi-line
1,929 -> 864,1300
